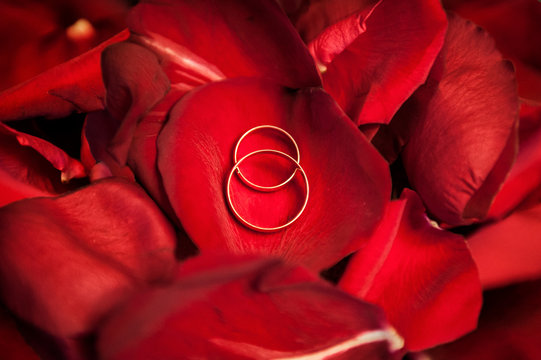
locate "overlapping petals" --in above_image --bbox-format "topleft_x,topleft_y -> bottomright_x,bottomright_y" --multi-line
275,0 -> 378,46
443,0 -> 541,102
0,30 -> 128,122
392,14 -> 519,226
0,0 -> 129,91
427,279 -> 541,360
0,0 -> 534,357
489,104 -> 541,219
98,255 -> 404,359
127,0 -> 320,89
0,122 -> 85,207
0,179 -> 177,337
0,307 -> 39,360
468,201 -> 541,289
157,78 -> 390,271
339,190 -> 482,350
305,0 -> 448,127
87,0 -> 325,207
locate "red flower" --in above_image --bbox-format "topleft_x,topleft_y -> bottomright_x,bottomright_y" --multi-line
0,0 -> 129,91
443,0 -> 541,103
85,0 -> 391,271
339,190 -> 481,350
97,254 -> 404,359
0,178 -> 177,337
0,0 -> 536,358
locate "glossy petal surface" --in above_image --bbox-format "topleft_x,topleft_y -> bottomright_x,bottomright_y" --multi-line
127,0 -> 320,89
427,279 -> 541,360
276,0 -> 378,45
0,0 -> 129,91
98,255 -> 403,360
157,78 -> 390,271
101,41 -> 170,166
322,0 -> 447,125
0,30 -> 128,122
340,190 -> 482,350
443,0 -> 541,102
0,179 -> 177,337
399,14 -> 519,225
468,201 -> 541,289
489,104 -> 541,218
0,122 -> 85,206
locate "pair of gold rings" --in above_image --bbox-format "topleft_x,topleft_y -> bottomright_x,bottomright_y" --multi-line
225,125 -> 309,232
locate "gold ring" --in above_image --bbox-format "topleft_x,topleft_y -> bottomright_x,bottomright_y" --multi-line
226,149 -> 309,232
234,125 -> 300,192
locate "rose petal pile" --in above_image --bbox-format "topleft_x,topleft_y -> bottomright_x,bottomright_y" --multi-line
0,0 -> 539,359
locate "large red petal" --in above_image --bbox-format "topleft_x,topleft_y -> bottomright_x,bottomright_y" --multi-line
0,30 -> 128,122
398,14 -> 519,226
443,0 -> 541,102
125,90 -> 186,219
468,201 -> 541,289
339,189 -> 482,350
321,0 -> 447,126
101,41 -> 170,166
0,178 -> 177,337
427,279 -> 541,360
81,40 -> 172,184
156,78 -> 390,271
489,104 -> 541,218
98,255 -> 404,359
88,39 -> 185,211
127,0 -> 320,89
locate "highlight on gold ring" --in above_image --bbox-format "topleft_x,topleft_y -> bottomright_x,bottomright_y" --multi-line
234,125 -> 300,192
226,149 -> 309,232
225,125 -> 309,232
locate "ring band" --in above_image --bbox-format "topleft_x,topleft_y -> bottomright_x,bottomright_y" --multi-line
226,149 -> 309,232
234,125 -> 300,192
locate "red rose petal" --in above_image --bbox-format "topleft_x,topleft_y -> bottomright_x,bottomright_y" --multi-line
0,168 -> 50,208
397,14 -> 519,226
340,189 -> 482,350
0,0 -> 128,91
489,104 -> 541,219
0,122 -> 87,207
427,279 -> 541,360
322,0 -> 447,126
468,201 -> 541,289
101,41 -> 170,166
0,122 -> 85,182
126,90 -> 186,219
0,30 -> 128,122
0,307 -> 39,360
274,0 -> 380,69
275,0 -> 378,45
156,78 -> 390,271
127,0 -> 320,89
443,0 -> 541,102
0,178 -> 177,337
98,255 -> 404,359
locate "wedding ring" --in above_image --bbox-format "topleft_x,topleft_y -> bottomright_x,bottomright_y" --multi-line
234,125 -> 300,192
226,148 -> 309,233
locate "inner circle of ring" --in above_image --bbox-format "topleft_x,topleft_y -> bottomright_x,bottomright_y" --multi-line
234,125 -> 300,192
226,149 -> 309,232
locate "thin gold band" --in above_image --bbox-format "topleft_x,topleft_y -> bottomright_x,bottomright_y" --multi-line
226,149 -> 309,232
234,125 -> 300,192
